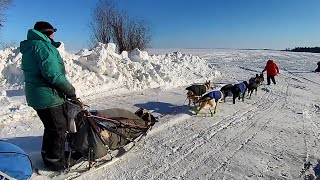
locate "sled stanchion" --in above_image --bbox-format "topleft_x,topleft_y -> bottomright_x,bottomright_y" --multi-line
88,147 -> 94,168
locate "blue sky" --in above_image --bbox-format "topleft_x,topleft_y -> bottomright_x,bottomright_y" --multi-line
1,0 -> 320,51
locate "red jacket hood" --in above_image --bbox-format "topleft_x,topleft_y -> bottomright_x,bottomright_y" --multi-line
267,60 -> 274,64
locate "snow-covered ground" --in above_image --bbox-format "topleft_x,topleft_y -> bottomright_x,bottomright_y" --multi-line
0,44 -> 320,179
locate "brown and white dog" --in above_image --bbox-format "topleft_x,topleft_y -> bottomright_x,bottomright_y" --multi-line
195,90 -> 224,116
186,81 -> 214,106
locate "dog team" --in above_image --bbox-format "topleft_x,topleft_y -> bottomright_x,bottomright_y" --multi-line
185,73 -> 264,116
185,60 -> 279,116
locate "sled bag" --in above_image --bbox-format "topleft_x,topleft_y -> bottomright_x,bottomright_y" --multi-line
95,108 -> 149,150
0,141 -> 32,180
69,112 -> 110,159
69,108 -> 154,159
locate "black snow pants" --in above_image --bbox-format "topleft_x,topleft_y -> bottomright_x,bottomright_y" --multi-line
267,76 -> 276,85
35,103 -> 68,171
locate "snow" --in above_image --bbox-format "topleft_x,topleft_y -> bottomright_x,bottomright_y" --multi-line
1,43 -> 320,179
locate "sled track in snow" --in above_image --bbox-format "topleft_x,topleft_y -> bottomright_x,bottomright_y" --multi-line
151,85 -> 272,146
283,72 -> 320,179
133,93 -> 272,178
182,83 -> 289,179
186,100 -> 282,179
136,80 -> 291,179
287,71 -> 320,86
159,77 -> 291,148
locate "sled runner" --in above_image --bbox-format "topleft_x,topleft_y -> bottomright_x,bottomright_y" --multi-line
36,131 -> 147,180
35,101 -> 156,179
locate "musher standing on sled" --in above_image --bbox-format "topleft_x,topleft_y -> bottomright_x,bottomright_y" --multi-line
20,21 -> 78,171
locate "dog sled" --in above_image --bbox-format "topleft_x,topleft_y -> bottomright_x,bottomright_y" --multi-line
36,100 -> 157,179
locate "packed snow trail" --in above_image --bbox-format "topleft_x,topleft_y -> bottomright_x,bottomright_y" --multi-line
71,71 -> 319,180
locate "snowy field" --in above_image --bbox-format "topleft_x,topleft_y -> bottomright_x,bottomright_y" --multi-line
0,44 -> 320,179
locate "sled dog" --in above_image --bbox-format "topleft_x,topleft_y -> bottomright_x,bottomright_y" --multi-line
220,84 -> 234,102
196,90 -> 224,115
186,81 -> 214,106
231,81 -> 248,104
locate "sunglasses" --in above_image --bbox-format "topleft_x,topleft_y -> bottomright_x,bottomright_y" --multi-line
41,28 -> 57,33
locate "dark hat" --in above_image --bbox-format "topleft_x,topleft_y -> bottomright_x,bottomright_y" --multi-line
34,21 -> 57,36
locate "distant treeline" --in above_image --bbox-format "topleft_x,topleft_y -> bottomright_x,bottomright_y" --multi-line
284,47 -> 320,53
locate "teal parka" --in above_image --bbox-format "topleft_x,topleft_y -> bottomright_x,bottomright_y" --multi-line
20,29 -> 75,109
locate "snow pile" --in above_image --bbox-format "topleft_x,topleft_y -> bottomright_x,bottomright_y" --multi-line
0,42 -> 218,121
61,42 -> 219,96
0,47 -> 23,88
128,48 -> 149,62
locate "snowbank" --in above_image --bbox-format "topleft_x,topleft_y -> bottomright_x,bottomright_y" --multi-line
0,42 -> 219,124
0,42 -> 219,98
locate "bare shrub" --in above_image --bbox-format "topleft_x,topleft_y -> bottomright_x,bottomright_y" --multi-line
0,0 -> 12,28
89,0 -> 151,52
89,0 -> 113,48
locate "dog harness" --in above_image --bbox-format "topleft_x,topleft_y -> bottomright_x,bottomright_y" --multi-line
235,82 -> 246,93
201,90 -> 222,101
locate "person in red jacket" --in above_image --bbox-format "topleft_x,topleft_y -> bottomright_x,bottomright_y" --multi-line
262,59 -> 279,85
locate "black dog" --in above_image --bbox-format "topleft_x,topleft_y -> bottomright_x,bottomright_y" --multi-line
258,73 -> 264,84
231,81 -> 248,104
247,81 -> 259,98
246,73 -> 264,98
249,74 -> 259,84
249,73 -> 264,85
220,84 -> 234,102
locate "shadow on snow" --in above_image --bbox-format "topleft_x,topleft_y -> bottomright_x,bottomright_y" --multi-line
134,101 -> 190,116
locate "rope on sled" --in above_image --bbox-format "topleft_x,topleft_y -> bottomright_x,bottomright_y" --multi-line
85,113 -> 150,130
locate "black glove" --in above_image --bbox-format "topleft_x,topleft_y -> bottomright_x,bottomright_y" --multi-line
55,82 -> 76,99
69,97 -> 84,108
